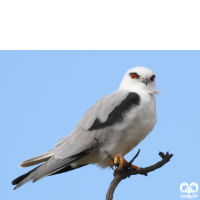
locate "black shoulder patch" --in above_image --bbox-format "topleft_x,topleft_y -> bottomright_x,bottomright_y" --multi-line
88,92 -> 140,131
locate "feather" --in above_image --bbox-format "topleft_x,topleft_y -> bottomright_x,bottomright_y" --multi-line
19,149 -> 54,167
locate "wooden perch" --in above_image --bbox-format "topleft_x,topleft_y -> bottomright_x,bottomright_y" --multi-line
106,150 -> 173,200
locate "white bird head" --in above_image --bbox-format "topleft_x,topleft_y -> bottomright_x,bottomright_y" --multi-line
119,66 -> 159,95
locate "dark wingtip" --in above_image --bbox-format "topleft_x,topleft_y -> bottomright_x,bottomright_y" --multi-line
12,165 -> 42,189
12,176 -> 23,185
12,171 -> 32,186
12,180 -> 17,185
13,186 -> 17,190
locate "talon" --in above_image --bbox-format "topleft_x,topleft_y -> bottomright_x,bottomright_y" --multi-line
114,155 -> 119,166
131,165 -> 140,171
113,154 -> 128,171
112,154 -> 140,171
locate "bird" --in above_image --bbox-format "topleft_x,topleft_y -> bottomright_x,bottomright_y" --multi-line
12,66 -> 159,190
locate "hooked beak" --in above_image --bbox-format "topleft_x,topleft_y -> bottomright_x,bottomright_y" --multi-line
142,78 -> 149,86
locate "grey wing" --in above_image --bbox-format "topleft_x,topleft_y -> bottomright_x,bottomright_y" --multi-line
54,89 -> 138,159
13,152 -> 88,189
12,90 -> 140,189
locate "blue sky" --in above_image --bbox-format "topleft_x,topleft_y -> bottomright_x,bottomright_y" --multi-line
0,51 -> 199,200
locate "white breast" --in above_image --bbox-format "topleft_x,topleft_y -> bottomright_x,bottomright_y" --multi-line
101,89 -> 157,158
73,90 -> 157,168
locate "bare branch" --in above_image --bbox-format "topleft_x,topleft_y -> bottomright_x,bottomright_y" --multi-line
126,149 -> 140,168
106,151 -> 173,200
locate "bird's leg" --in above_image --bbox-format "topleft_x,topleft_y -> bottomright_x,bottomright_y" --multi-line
110,160 -> 115,169
111,154 -> 140,171
114,155 -> 127,170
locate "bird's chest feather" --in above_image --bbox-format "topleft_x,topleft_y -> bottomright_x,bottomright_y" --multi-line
109,92 -> 156,156
126,93 -> 156,135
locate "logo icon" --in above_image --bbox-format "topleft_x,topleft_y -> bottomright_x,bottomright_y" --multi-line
180,182 -> 198,199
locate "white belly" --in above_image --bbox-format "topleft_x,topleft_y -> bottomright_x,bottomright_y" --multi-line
103,92 -> 156,156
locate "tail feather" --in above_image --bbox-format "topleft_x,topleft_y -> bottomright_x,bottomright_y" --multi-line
19,149 -> 54,168
12,165 -> 42,185
12,152 -> 88,190
49,164 -> 88,176
12,164 -> 87,186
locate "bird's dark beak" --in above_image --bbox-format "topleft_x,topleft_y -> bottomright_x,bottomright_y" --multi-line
142,78 -> 149,86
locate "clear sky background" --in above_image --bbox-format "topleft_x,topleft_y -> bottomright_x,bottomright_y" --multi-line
0,51 -> 199,200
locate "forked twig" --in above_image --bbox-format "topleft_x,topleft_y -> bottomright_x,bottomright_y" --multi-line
106,151 -> 173,200
93,138 -> 173,200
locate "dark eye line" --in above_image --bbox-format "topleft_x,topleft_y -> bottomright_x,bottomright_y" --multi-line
129,72 -> 140,78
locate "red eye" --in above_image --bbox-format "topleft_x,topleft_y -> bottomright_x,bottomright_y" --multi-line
131,74 -> 137,79
151,75 -> 155,81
